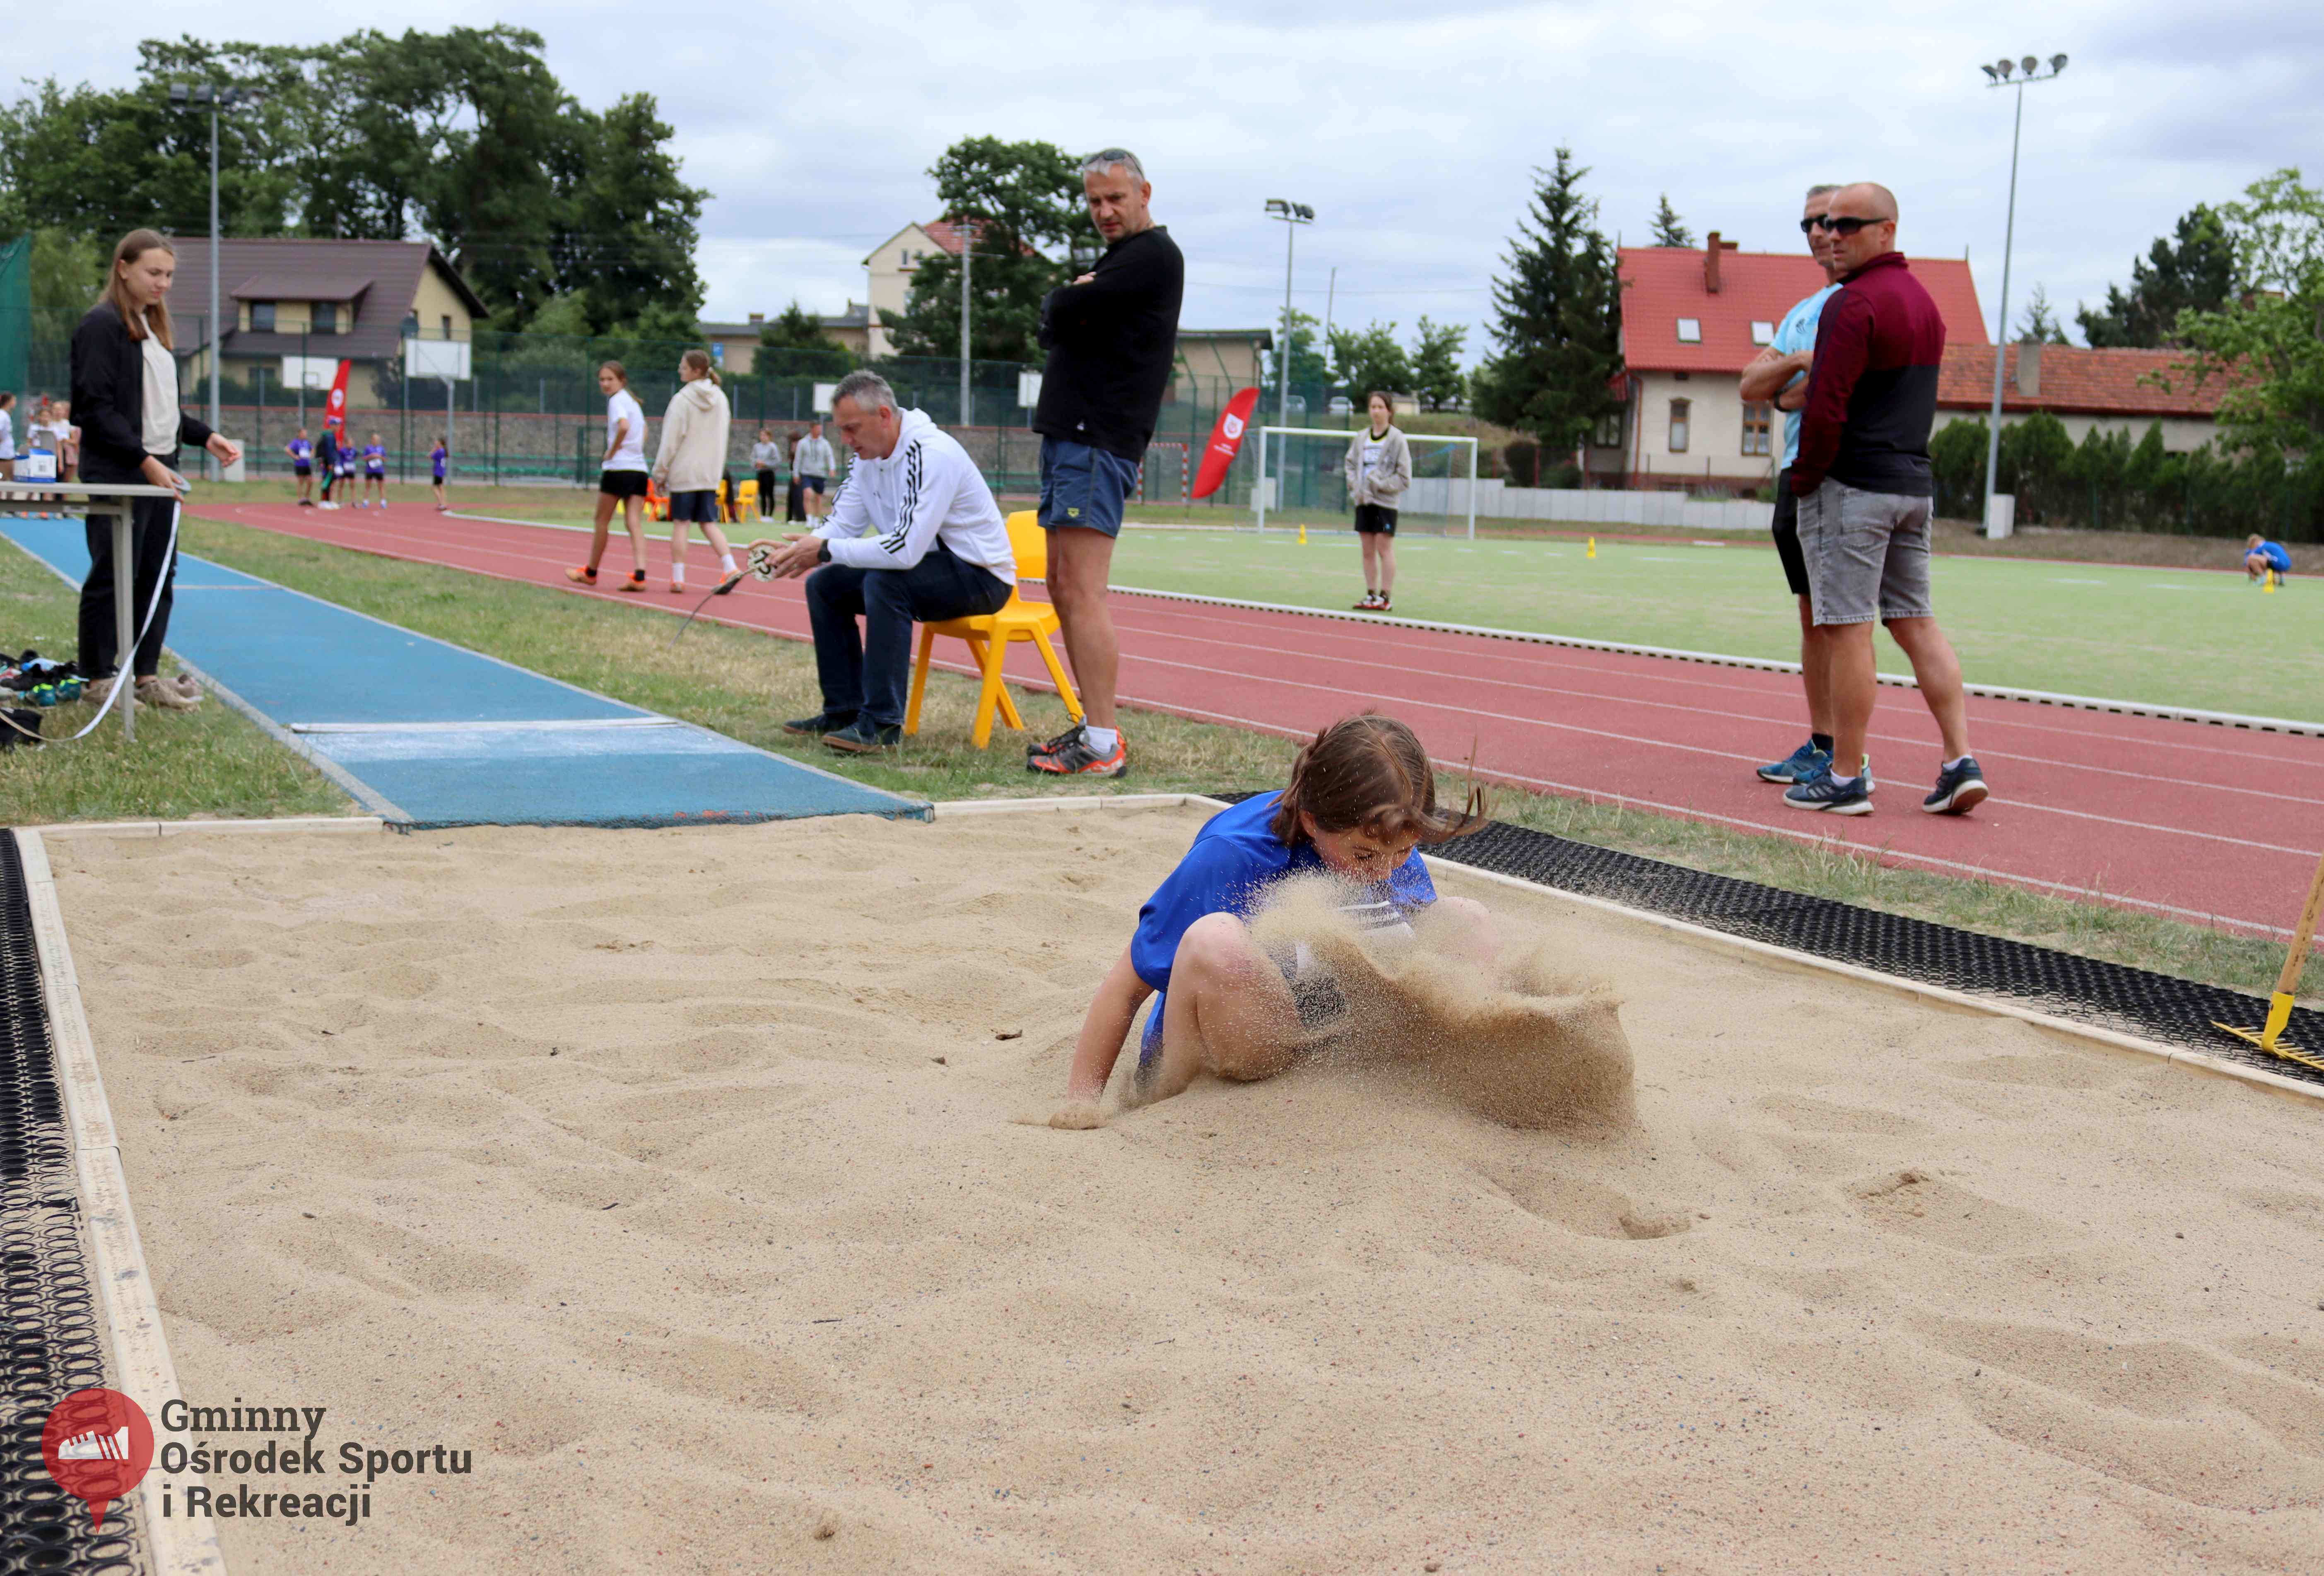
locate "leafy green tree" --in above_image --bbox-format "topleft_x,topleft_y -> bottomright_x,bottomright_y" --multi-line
27,227 -> 105,318
888,137 -> 1097,362
757,301 -> 851,377
2077,204 -> 2234,349
1326,320 -> 1411,402
2167,169 -> 2324,480
1265,307 -> 1329,396
2016,284 -> 2070,345
1410,316 -> 1467,410
1999,409 -> 2075,522
552,92 -> 706,332
1649,193 -> 1692,248
1471,148 -> 1624,457
1929,416 -> 1991,519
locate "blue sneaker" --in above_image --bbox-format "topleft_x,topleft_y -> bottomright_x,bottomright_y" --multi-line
1784,765 -> 1873,815
1758,740 -> 1831,783
1921,757 -> 1989,815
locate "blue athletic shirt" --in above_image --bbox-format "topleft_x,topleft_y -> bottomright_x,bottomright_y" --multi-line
2254,540 -> 2291,571
431,445 -> 447,481
362,443 -> 386,474
1772,284 -> 1840,470
1129,792 -> 1435,1057
287,438 -> 312,467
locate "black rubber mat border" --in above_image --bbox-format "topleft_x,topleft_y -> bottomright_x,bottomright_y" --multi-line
0,831 -> 146,1574
1207,792 -> 2324,1093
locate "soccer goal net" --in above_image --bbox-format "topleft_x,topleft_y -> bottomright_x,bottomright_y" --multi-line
1251,427 -> 1481,539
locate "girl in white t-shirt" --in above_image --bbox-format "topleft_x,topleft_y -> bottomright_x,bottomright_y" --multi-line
568,360 -> 654,590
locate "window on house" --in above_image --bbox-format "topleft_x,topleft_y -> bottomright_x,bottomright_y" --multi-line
1668,398 -> 1692,453
441,315 -> 453,340
249,301 -> 275,333
1593,411 -> 1623,448
311,301 -> 337,334
1750,321 -> 1775,345
1676,318 -> 1702,343
1741,401 -> 1772,456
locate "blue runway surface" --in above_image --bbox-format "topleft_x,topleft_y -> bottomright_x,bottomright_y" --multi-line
2,518 -> 924,829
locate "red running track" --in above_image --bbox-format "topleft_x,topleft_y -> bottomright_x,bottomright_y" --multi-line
195,499 -> 2324,937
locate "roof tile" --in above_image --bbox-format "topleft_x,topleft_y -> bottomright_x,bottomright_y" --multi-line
1618,245 -> 1988,373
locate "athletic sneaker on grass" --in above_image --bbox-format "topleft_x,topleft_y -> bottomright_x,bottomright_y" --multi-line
1757,740 -> 1831,783
1921,757 -> 1989,815
1783,766 -> 1871,815
823,719 -> 899,753
1029,729 -> 1128,778
1027,722 -> 1088,760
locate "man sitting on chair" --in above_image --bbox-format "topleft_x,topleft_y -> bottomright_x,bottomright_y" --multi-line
755,371 -> 1017,754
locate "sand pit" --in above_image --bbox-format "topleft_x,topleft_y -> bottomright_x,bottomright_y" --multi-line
47,807 -> 2324,1572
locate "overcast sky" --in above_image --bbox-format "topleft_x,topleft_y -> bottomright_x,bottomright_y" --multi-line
14,0 -> 2320,359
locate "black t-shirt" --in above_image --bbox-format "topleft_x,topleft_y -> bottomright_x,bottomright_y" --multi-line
1034,225 -> 1185,461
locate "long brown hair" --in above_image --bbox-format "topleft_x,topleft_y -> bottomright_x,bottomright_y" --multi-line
1270,713 -> 1486,847
598,359 -> 628,385
681,347 -> 721,387
105,229 -> 176,348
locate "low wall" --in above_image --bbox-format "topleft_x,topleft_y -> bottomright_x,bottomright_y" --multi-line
1406,477 -> 1774,532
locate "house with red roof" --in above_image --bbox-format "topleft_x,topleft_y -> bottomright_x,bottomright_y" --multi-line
1937,342 -> 2233,451
1601,236 -> 1986,491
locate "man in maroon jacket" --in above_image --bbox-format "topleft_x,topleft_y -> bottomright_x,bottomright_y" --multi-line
1786,182 -> 1987,818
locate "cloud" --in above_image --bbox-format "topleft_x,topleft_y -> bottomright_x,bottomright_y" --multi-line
10,0 -> 2317,354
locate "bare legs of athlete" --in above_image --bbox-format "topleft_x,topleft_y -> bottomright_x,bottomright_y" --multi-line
586,491 -> 649,578
1796,594 -> 1833,740
1360,533 -> 1398,602
1046,526 -> 1119,731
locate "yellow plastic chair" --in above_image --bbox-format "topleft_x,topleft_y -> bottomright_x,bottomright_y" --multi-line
904,511 -> 1082,748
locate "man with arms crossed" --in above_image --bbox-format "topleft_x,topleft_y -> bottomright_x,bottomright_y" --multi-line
1785,183 -> 1986,817
1025,147 -> 1185,779
1741,184 -> 1842,786
755,371 -> 1017,754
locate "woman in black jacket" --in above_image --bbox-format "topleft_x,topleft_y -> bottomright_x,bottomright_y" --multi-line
69,229 -> 241,709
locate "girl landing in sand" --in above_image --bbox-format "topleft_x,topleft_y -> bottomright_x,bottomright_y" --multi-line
1061,714 -> 1496,1115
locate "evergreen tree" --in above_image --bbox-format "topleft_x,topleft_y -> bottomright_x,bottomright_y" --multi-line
2075,204 -> 2234,348
1409,316 -> 1468,410
2016,284 -> 2070,345
757,301 -> 852,376
1471,149 -> 1624,457
1649,193 -> 1692,248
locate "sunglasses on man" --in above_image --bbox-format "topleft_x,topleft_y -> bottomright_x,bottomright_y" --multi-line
1798,214 -> 1890,236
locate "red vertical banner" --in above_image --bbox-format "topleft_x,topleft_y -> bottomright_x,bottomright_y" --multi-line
1193,386 -> 1262,499
323,359 -> 352,434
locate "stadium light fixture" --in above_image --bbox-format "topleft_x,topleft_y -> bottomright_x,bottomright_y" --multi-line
1265,199 -> 1316,429
168,81 -> 264,477
1976,50 -> 2069,537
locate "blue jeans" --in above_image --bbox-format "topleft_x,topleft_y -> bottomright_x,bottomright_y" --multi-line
803,541 -> 1014,727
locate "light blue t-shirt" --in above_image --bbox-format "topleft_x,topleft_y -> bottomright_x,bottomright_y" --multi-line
1772,283 -> 1840,470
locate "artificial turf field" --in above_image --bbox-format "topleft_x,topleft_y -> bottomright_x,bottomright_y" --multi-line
381,488 -> 2313,723
1101,525 -> 2318,722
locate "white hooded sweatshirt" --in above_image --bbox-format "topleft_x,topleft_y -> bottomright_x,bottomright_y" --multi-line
812,408 -> 1016,583
652,377 -> 731,493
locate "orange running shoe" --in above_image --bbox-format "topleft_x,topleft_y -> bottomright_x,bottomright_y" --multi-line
565,565 -> 598,586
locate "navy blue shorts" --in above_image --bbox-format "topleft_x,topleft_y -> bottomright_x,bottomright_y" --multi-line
666,489 -> 721,523
801,473 -> 827,495
1039,437 -> 1141,539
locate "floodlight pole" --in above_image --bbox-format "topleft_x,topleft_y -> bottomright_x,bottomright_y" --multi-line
207,97 -> 221,476
959,222 -> 973,429
1266,200 -> 1314,429
1980,55 -> 2065,535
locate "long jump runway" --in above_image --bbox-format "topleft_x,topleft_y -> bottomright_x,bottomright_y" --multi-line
198,500 -> 2322,936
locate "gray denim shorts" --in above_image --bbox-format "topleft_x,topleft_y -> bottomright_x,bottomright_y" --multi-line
1797,479 -> 1934,626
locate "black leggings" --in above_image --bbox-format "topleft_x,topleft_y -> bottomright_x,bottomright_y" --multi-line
756,468 -> 777,518
77,488 -> 180,680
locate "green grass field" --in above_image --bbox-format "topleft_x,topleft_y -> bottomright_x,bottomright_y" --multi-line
1100,527 -> 2318,721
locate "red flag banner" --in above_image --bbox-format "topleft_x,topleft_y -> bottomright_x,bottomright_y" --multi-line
323,359 -> 352,432
1192,386 -> 1262,499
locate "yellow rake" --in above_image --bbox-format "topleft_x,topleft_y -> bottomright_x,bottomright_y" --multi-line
2213,846 -> 2324,1075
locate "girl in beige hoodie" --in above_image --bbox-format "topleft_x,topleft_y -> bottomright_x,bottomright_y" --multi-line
651,349 -> 742,594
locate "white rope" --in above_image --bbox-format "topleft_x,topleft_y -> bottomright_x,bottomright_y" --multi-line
0,499 -> 183,744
